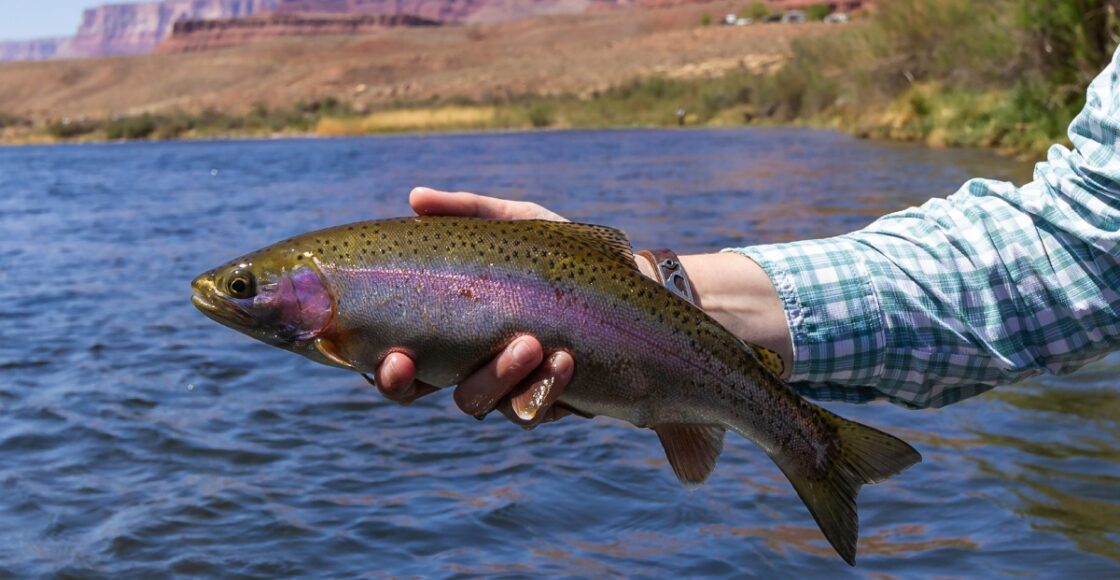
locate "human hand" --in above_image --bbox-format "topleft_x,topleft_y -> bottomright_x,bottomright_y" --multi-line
372,187 -> 576,427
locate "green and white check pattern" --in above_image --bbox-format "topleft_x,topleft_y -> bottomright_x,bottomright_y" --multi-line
729,48 -> 1120,408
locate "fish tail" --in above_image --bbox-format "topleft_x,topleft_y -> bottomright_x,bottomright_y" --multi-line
771,409 -> 921,566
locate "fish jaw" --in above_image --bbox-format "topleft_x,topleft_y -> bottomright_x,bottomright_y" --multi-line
191,273 -> 258,330
190,263 -> 336,350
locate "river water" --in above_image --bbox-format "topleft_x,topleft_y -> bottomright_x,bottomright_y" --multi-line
0,129 -> 1116,577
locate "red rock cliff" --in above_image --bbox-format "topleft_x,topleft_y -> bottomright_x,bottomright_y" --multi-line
56,0 -> 280,58
0,0 -> 725,62
271,0 -> 600,23
157,13 -> 440,53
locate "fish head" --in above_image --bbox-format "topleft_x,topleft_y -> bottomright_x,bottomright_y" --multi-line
191,248 -> 334,351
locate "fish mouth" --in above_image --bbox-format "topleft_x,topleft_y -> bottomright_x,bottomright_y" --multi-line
191,292 -> 214,313
191,277 -> 256,328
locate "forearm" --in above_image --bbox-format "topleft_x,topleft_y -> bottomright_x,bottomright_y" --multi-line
681,253 -> 794,377
635,252 -> 793,378
710,47 -> 1120,409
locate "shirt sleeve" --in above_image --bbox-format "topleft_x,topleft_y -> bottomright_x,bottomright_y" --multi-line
726,47 -> 1120,409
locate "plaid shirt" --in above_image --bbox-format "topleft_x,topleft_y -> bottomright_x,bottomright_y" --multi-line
729,49 -> 1120,409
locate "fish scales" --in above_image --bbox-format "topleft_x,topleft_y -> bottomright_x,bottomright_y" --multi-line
191,216 -> 921,565
269,218 -> 813,441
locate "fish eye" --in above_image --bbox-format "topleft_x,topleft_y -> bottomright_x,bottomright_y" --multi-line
226,270 -> 257,299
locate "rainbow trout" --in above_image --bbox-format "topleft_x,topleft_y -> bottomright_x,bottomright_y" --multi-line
190,217 -> 920,565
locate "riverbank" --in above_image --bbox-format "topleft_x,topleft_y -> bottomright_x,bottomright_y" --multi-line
2,0 -> 1112,156
0,72 -> 1071,158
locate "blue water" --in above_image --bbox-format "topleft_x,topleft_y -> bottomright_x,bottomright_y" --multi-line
0,129 -> 1116,577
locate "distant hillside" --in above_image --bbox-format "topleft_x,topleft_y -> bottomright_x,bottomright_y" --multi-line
2,0 -> 877,62
0,2 -> 821,120
0,0 -> 606,62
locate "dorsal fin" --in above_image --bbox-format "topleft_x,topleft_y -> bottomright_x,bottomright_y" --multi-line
748,344 -> 786,377
546,221 -> 637,269
653,424 -> 726,484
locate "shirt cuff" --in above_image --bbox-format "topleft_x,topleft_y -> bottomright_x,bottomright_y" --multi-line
724,238 -> 886,385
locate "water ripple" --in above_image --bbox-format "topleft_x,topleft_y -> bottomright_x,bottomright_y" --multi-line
0,131 -> 1114,576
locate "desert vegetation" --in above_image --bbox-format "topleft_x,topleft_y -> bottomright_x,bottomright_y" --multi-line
4,0 -> 1116,156
740,0 -> 1120,152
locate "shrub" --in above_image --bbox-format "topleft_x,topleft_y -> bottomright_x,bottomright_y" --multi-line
527,104 -> 553,128
806,4 -> 833,21
105,114 -> 157,140
639,77 -> 676,99
700,13 -> 713,26
1018,0 -> 1120,109
46,118 -> 100,139
152,113 -> 195,140
0,112 -> 26,129
741,2 -> 770,20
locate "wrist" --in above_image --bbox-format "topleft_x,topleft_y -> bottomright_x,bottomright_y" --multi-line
635,253 -> 658,280
679,253 -> 793,379
635,249 -> 792,378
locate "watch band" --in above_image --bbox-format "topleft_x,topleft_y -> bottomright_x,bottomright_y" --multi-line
637,248 -> 786,378
637,248 -> 696,305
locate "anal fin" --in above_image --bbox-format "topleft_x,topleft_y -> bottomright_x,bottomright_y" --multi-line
654,424 -> 726,484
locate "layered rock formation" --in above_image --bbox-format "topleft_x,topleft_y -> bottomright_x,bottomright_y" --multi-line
0,0 -> 726,62
270,0 -> 600,23
58,0 -> 280,58
0,0 -> 280,61
157,13 -> 440,53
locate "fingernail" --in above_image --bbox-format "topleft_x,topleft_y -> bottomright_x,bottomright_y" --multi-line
512,376 -> 554,422
384,356 -> 399,387
549,352 -> 573,381
510,338 -> 533,366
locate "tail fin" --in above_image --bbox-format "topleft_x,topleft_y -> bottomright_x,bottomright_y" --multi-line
772,410 -> 921,566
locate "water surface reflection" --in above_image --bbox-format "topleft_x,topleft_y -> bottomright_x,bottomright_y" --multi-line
0,129 -> 1114,576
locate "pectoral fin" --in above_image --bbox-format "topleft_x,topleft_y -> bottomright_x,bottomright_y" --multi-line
653,424 -> 726,484
315,337 -> 354,370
